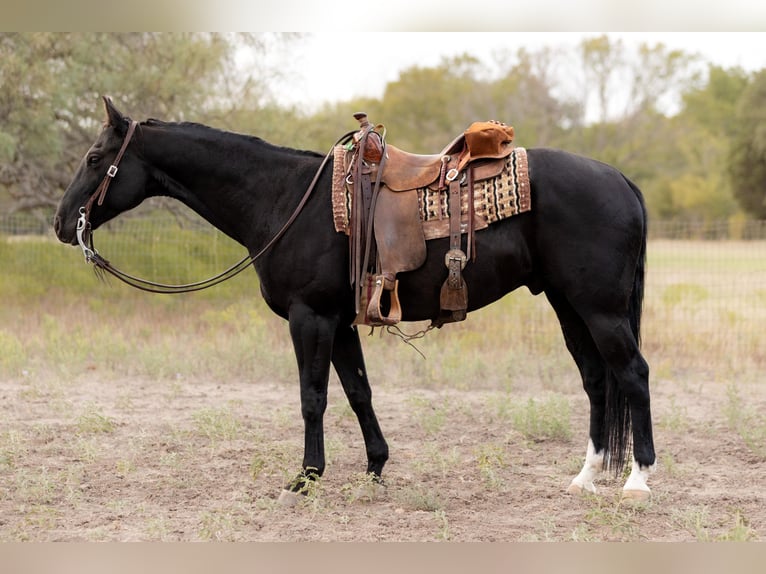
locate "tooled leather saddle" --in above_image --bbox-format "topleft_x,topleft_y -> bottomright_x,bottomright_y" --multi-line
340,114 -> 518,328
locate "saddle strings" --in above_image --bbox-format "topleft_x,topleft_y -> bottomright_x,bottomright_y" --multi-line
374,324 -> 436,359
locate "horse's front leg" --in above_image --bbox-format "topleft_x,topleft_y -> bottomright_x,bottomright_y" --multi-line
331,324 -> 389,481
278,303 -> 338,506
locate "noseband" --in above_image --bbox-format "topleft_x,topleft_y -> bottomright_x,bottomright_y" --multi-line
76,120 -> 138,262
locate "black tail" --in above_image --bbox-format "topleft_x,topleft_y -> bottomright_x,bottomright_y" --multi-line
603,176 -> 647,474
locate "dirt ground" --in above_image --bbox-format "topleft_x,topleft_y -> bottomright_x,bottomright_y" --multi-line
1,367 -> 764,542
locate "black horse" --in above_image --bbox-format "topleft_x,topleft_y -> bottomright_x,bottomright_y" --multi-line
54,97 -> 655,502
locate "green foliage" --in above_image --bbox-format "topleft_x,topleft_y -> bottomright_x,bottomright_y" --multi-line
511,395 -> 572,442
76,404 -> 116,434
0,32 -> 293,214
192,406 -> 242,445
724,384 -> 766,459
729,69 -> 766,218
2,32 -> 763,227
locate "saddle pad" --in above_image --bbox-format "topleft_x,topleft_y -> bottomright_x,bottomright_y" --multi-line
331,146 -> 531,240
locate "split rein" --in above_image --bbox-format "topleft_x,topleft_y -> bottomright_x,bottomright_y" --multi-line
76,122 -> 357,294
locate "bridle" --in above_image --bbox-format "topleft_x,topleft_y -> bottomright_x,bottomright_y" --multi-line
75,120 -> 355,294
76,119 -> 138,263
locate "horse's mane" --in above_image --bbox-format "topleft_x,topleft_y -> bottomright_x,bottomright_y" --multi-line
141,118 -> 323,159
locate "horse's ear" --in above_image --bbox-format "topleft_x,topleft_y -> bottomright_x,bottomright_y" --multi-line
102,95 -> 127,134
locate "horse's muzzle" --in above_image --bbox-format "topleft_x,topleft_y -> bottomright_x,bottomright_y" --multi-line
53,214 -> 77,245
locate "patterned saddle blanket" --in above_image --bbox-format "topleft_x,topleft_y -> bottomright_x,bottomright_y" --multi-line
331,146 -> 531,241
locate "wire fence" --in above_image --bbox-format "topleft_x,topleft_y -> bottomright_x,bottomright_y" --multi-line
3,212 -> 766,379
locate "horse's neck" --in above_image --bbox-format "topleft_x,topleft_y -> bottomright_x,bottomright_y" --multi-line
144,124 -> 301,246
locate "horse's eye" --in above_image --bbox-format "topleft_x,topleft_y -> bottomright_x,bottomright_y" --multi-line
87,154 -> 100,166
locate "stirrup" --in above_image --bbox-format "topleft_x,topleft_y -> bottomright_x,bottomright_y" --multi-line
438,249 -> 468,324
367,274 -> 402,326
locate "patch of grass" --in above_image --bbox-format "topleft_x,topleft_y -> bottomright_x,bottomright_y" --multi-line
408,395 -> 449,436
658,395 -> 690,432
659,451 -> 681,478
581,496 -> 649,541
144,517 -> 172,541
115,459 -> 136,476
510,394 -> 572,442
661,283 -> 710,307
474,443 -> 509,489
192,406 -> 242,444
724,384 -> 766,460
672,506 -> 712,541
0,329 -> 26,375
411,444 -> 461,479
434,509 -> 451,540
0,429 -> 27,469
71,436 -> 102,464
198,506 -> 249,541
289,468 -> 326,513
672,506 -> 758,542
341,471 -> 384,504
717,510 -> 757,541
76,404 -> 116,434
14,467 -> 58,505
395,485 -> 444,512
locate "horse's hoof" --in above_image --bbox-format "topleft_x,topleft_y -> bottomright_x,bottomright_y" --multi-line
277,489 -> 302,507
621,488 -> 651,503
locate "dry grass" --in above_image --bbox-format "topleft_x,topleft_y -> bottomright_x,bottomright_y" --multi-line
1,224 -> 765,541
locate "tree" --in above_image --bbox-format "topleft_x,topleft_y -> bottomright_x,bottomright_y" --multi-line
729,69 -> 766,218
654,65 -> 750,221
0,33 -> 293,217
489,46 -> 581,146
379,54 -> 493,152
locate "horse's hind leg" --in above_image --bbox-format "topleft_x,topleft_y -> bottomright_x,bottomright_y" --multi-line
331,323 -> 389,481
546,289 -> 608,495
586,313 -> 655,500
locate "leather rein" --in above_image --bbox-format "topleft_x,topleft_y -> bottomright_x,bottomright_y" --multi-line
76,120 -> 356,294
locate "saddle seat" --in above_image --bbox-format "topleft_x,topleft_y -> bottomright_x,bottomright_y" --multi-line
380,121 -> 514,192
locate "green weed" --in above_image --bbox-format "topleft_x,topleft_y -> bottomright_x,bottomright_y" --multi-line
76,404 -> 116,434
510,394 -> 572,442
724,384 -> 766,459
0,329 -> 26,375
198,506 -> 249,541
341,471 -> 384,503
662,283 -> 709,307
192,406 -> 242,444
582,496 -> 648,541
717,510 -> 757,541
658,395 -> 690,432
672,506 -> 757,541
672,506 -> 712,541
434,509 -> 451,540
409,395 -> 449,436
475,443 -> 509,489
0,429 -> 27,469
395,486 -> 444,512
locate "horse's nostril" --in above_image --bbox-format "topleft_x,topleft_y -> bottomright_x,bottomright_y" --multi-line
53,215 -> 61,235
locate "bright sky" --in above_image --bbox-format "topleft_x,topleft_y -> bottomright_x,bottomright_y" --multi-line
266,33 -> 766,110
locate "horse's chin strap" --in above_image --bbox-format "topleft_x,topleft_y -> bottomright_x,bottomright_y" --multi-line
77,120 -> 139,262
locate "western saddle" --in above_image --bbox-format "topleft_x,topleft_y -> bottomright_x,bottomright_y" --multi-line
344,113 -> 515,328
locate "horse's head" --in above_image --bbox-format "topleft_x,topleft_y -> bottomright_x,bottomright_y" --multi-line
54,96 -> 150,244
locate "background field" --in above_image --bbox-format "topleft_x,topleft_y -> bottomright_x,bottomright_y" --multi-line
1,212 -> 765,541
